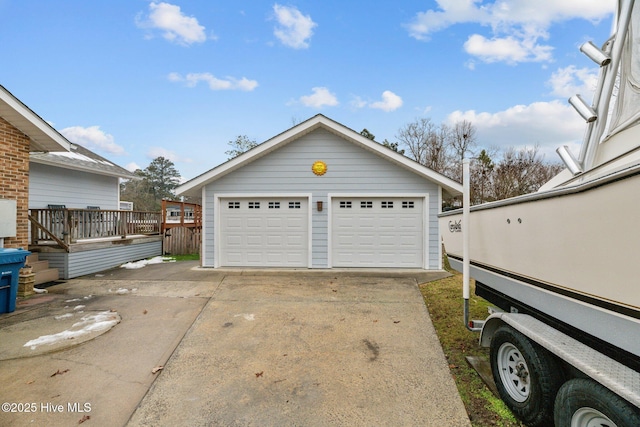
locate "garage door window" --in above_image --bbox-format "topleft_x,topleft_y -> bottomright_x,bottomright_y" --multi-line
402,201 -> 415,209
360,201 -> 373,208
289,201 -> 301,209
268,202 -> 280,209
381,201 -> 394,208
228,201 -> 240,209
339,201 -> 352,209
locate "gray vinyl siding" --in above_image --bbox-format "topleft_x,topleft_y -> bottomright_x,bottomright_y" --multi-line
29,163 -> 120,210
39,238 -> 162,279
204,128 -> 441,269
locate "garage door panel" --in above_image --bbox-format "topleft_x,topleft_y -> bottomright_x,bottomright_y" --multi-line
220,198 -> 308,267
332,197 -> 423,268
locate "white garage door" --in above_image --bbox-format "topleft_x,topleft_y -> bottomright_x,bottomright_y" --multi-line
332,197 -> 424,268
220,198 -> 308,267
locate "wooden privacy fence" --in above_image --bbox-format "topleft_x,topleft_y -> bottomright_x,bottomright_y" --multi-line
163,226 -> 201,256
161,200 -> 202,256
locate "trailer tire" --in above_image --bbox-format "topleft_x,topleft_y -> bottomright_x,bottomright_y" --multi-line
554,378 -> 640,427
490,325 -> 562,427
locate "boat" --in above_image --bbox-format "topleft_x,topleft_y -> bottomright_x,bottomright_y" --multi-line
439,1 -> 640,426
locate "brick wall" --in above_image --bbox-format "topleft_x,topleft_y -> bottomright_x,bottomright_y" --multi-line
0,117 -> 30,249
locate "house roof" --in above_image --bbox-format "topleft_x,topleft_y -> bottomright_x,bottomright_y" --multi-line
0,85 -> 71,152
176,114 -> 463,197
0,85 -> 136,180
30,143 -> 138,180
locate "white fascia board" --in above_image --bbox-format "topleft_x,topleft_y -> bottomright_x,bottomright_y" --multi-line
0,86 -> 71,152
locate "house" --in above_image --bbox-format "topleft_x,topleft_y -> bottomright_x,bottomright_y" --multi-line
0,85 -> 162,282
176,114 -> 462,269
1,85 -> 70,251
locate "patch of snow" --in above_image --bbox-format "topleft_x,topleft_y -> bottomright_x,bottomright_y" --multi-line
114,287 -> 136,295
234,313 -> 255,321
33,288 -> 47,294
54,313 -> 74,320
24,311 -> 120,350
65,298 -> 81,302
73,305 -> 86,311
120,256 -> 175,270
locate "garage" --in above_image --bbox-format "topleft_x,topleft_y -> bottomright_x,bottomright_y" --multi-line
177,115 -> 462,269
331,197 -> 424,267
219,197 -> 309,267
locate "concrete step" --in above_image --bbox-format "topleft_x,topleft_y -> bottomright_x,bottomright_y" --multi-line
34,268 -> 60,286
26,253 -> 40,264
26,253 -> 60,285
28,260 -> 50,273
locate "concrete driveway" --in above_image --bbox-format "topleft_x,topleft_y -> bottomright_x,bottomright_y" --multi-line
0,262 -> 471,426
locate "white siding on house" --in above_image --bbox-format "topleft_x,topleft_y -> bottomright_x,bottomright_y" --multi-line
204,128 -> 441,269
29,163 -> 120,210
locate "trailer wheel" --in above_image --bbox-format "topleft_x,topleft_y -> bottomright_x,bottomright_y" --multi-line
554,378 -> 640,427
490,325 -> 562,427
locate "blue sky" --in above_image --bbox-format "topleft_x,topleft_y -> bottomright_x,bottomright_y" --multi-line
0,0 -> 616,180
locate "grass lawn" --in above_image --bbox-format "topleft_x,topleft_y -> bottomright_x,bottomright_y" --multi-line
420,270 -> 524,427
168,253 -> 200,262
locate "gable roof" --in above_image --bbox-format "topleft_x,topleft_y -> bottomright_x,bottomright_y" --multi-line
177,114 -> 463,197
30,143 -> 137,180
0,85 -> 70,152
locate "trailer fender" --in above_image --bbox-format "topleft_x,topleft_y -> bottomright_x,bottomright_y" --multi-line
479,313 -> 506,348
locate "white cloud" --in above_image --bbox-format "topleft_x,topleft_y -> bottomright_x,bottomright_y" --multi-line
168,72 -> 258,91
125,162 -> 141,172
446,99 -> 586,158
136,2 -> 207,45
406,0 -> 615,64
369,91 -> 403,112
272,4 -> 317,49
60,126 -> 125,156
147,147 -> 193,163
463,33 -> 553,64
548,65 -> 599,100
299,87 -> 339,108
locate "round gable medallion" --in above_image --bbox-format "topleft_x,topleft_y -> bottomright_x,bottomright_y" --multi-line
312,160 -> 327,176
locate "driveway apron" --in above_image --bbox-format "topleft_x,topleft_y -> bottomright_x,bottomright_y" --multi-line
128,273 -> 471,426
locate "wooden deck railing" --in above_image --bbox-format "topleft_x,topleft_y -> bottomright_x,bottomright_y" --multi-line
29,208 -> 162,247
161,200 -> 202,231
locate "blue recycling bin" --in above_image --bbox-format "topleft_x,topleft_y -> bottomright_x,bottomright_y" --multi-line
0,248 -> 31,314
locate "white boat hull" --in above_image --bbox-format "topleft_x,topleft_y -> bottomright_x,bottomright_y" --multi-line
440,165 -> 640,359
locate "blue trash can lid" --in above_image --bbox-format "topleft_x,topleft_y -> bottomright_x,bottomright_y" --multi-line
0,248 -> 31,264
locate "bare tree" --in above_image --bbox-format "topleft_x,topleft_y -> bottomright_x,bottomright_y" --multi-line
450,120 -> 477,162
449,120 -> 477,182
491,146 -> 561,200
397,118 -> 454,176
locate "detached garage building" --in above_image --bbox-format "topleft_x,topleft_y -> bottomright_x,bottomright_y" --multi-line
176,115 -> 462,269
